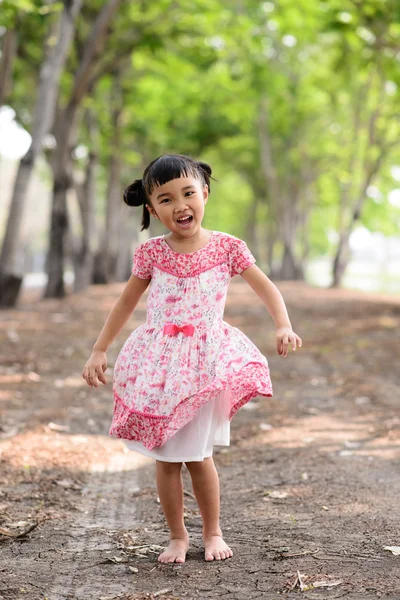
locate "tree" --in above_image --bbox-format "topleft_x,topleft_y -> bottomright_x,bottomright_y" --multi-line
0,0 -> 83,307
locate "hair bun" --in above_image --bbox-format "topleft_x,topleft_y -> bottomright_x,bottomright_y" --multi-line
197,161 -> 212,177
123,179 -> 146,207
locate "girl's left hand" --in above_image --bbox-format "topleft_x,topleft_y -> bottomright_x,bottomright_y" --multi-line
276,327 -> 302,357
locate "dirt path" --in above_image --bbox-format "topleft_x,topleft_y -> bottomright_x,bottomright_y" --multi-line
1,280 -> 399,599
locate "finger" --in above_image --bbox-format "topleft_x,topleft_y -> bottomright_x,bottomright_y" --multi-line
82,369 -> 91,386
89,370 -> 99,388
282,336 -> 289,357
289,335 -> 296,352
296,335 -> 302,348
97,368 -> 107,385
276,338 -> 283,355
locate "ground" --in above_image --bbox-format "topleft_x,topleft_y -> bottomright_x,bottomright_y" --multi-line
0,279 -> 399,600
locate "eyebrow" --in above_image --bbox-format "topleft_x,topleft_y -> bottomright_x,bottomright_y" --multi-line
157,185 -> 195,200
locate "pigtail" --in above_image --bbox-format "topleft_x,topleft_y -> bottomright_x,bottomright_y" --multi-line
140,206 -> 150,231
124,179 -> 146,207
196,161 -> 216,193
123,179 -> 151,231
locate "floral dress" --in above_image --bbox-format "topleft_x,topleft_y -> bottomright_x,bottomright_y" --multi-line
109,230 -> 273,461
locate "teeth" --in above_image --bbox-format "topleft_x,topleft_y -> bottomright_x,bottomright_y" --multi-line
178,216 -> 191,222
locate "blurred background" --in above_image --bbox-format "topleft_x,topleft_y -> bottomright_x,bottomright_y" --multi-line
1,0 -> 399,306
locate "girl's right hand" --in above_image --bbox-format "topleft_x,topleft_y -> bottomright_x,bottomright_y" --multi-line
82,351 -> 108,387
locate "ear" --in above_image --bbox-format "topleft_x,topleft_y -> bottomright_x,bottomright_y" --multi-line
203,184 -> 209,203
146,204 -> 160,220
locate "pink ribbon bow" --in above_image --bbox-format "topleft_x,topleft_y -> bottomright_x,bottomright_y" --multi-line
163,323 -> 195,337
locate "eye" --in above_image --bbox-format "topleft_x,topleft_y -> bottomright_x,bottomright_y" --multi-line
160,198 -> 171,203
185,191 -> 195,196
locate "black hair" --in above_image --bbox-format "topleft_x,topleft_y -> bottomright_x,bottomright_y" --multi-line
123,153 -> 215,231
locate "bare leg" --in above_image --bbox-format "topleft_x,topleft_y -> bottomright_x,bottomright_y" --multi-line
155,460 -> 189,563
185,457 -> 233,561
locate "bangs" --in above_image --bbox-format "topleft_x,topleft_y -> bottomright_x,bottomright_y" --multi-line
143,154 -> 202,197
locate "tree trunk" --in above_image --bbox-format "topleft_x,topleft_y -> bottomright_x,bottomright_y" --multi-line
280,241 -> 305,280
0,0 -> 83,307
115,207 -> 138,282
331,138 -> 390,288
331,231 -> 351,288
275,186 -> 305,280
0,29 -> 17,105
258,97 -> 304,280
44,0 -> 124,299
94,102 -> 123,283
44,177 -> 70,298
73,150 -> 97,292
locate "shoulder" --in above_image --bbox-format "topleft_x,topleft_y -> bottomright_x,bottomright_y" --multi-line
212,232 -> 255,276
134,235 -> 164,257
132,236 -> 164,279
213,231 -> 251,252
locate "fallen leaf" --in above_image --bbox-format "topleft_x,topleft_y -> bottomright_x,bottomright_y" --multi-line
355,396 -> 370,405
107,556 -> 127,563
0,521 -> 38,537
27,371 -> 41,382
128,566 -> 139,573
48,422 -> 70,432
313,579 -> 343,588
344,440 -> 362,449
54,478 -> 82,490
259,422 -> 273,431
6,329 -> 19,344
383,546 -> 400,556
264,490 -> 288,499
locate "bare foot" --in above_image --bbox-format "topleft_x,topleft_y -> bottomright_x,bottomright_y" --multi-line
203,534 -> 233,561
158,536 -> 189,563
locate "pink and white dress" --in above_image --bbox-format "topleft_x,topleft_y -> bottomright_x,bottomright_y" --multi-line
109,230 -> 273,462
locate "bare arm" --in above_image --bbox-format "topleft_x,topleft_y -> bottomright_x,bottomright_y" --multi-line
240,264 -> 302,357
82,274 -> 151,386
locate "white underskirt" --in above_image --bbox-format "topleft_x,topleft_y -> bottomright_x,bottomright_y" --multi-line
123,388 -> 231,462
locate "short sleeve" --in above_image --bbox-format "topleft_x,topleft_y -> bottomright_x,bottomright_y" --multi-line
230,237 -> 256,277
132,243 -> 152,279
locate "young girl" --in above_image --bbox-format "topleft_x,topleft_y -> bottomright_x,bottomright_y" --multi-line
82,153 -> 302,564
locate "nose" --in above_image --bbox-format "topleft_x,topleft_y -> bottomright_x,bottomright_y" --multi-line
174,198 -> 190,213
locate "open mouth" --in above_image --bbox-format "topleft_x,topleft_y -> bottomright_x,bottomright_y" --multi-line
176,215 -> 193,228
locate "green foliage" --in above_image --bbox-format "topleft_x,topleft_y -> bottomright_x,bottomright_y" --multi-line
0,0 -> 62,26
3,0 -> 400,263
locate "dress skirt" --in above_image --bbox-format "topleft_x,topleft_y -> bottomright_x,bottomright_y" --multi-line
123,388 -> 231,462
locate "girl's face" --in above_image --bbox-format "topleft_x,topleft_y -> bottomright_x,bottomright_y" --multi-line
146,175 -> 208,238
